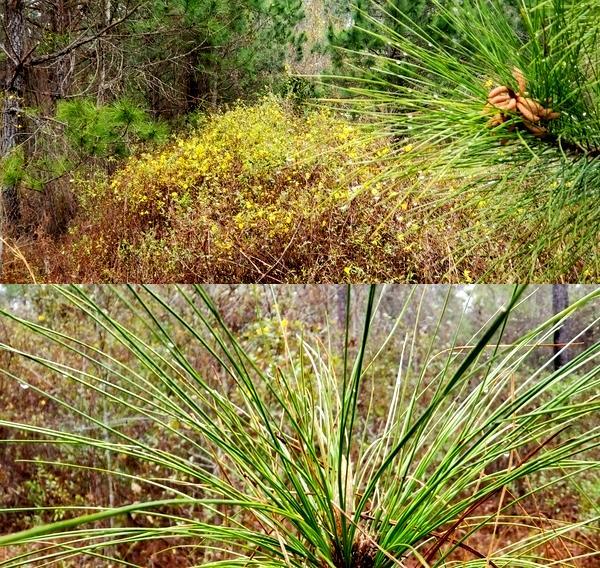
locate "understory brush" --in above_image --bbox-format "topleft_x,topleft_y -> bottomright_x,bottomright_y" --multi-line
53,98 -> 472,283
3,97 -> 582,283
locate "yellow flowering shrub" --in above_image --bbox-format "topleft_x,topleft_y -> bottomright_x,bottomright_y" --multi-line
58,97 -> 490,283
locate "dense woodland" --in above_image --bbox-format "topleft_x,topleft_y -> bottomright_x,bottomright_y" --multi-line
0,1 -> 599,282
0,0 -> 307,230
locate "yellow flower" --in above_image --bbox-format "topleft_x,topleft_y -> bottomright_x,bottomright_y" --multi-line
403,144 -> 414,153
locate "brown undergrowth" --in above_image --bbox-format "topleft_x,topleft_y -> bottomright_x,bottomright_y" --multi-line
0,98 -> 593,283
0,99 -> 511,284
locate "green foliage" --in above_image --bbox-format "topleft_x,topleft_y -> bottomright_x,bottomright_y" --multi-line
0,149 -> 26,188
0,286 -> 598,566
328,0 -> 600,280
56,99 -> 168,158
125,0 -> 306,107
277,74 -> 320,104
268,0 -> 307,60
328,0 -> 432,62
0,148 -> 45,192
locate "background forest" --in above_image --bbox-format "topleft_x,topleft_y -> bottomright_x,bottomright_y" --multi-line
0,0 -> 598,282
0,284 -> 598,566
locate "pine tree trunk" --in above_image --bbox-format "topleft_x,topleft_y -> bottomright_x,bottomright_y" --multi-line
552,284 -> 570,371
336,285 -> 348,329
52,0 -> 72,100
1,0 -> 26,229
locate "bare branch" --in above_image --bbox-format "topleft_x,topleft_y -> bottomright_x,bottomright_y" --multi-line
28,3 -> 144,67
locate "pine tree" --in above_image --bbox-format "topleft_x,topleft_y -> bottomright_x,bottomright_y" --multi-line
329,0 -> 600,281
0,0 -> 143,239
122,0 -> 305,112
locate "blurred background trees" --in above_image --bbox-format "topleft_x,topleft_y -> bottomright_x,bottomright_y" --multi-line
326,0 -> 522,73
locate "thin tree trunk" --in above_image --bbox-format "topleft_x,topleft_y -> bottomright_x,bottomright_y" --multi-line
336,285 -> 349,329
53,1 -> 73,100
1,0 -> 26,229
186,50 -> 201,112
97,0 -> 112,104
552,284 -> 570,371
0,89 -> 23,232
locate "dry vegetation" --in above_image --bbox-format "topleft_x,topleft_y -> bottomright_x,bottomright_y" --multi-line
2,98 -> 520,284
